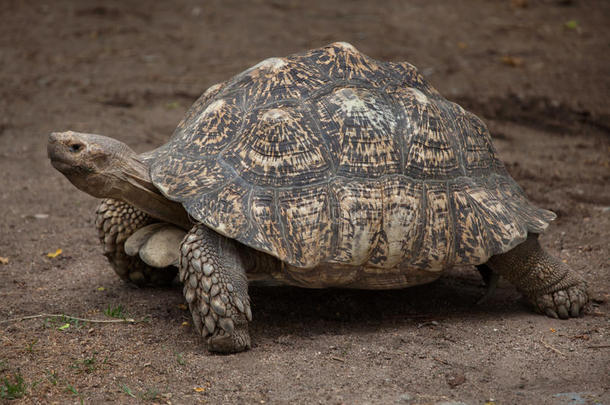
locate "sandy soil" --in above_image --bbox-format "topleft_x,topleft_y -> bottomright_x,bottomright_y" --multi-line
1,0 -> 609,404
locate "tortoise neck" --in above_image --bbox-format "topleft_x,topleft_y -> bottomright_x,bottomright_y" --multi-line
109,152 -> 192,229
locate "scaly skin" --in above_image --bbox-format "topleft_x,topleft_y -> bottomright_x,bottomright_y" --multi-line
95,198 -> 177,286
487,234 -> 588,318
180,224 -> 252,353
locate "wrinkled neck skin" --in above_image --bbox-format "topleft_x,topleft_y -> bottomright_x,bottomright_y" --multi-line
48,131 -> 191,230
104,154 -> 192,230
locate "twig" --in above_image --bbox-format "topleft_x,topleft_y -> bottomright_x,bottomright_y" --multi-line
540,337 -> 566,357
0,313 -> 142,325
330,356 -> 345,363
586,345 -> 610,349
433,357 -> 451,366
589,311 -> 606,317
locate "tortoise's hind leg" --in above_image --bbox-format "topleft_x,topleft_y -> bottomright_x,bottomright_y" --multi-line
95,198 -> 177,286
475,264 -> 499,305
180,224 -> 252,353
486,234 -> 588,318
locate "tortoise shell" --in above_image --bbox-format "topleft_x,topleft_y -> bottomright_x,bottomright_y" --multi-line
150,42 -> 555,273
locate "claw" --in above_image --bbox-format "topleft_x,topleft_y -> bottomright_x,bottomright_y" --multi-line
568,287 -> 585,317
245,305 -> 253,322
191,308 -> 203,333
556,305 -> 569,319
570,304 -> 580,318
545,308 -> 559,319
234,297 -> 245,313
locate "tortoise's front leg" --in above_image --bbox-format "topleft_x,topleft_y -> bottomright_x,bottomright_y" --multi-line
180,224 -> 252,353
486,234 -> 588,318
95,198 -> 177,286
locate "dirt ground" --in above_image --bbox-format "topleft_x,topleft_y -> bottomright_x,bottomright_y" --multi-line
1,0 -> 609,403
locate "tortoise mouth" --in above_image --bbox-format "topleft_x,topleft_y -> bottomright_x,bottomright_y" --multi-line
49,158 -> 71,171
48,142 -> 76,173
49,158 -> 84,174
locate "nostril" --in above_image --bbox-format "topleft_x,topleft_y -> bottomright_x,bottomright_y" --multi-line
69,143 -> 83,153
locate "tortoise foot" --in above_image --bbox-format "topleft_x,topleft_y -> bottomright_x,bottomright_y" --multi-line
207,322 -> 251,353
531,283 -> 588,319
487,234 -> 589,319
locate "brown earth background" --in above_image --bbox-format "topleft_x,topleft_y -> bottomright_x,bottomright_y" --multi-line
1,0 -> 609,404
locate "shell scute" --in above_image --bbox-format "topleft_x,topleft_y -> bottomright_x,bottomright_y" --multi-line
495,179 -> 556,233
368,178 -> 423,269
462,181 -> 528,254
231,56 -> 326,107
189,178 -> 252,239
248,190 -> 287,258
221,103 -> 332,187
405,183 -> 454,270
382,61 -> 437,95
168,91 -> 244,157
302,42 -> 385,83
151,156 -> 232,199
329,180 -> 383,266
386,84 -> 461,179
174,82 -> 226,132
313,86 -> 402,177
455,110 -> 497,174
450,182 -> 494,265
277,186 -> 333,267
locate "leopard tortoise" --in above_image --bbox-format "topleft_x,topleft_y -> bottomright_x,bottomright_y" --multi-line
48,42 -> 588,353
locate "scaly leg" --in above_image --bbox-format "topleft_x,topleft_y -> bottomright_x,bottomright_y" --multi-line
476,264 -> 499,305
486,234 -> 588,318
180,224 -> 252,353
95,198 -> 177,286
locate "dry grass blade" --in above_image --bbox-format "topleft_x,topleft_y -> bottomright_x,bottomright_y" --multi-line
0,313 -> 144,325
540,337 -> 566,357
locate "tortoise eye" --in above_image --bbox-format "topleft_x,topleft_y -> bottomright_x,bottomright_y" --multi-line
69,142 -> 83,153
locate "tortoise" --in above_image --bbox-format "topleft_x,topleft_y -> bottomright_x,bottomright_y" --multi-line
48,42 -> 588,353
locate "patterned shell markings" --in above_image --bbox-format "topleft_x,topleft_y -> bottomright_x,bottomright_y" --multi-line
150,42 -> 556,270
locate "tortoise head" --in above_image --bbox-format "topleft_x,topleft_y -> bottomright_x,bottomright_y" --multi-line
47,131 -> 147,199
48,131 -> 191,229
